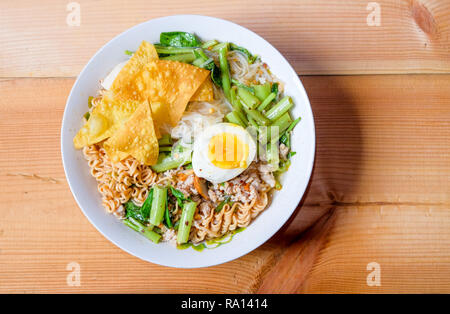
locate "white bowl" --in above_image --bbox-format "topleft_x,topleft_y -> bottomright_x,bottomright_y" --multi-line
61,15 -> 315,268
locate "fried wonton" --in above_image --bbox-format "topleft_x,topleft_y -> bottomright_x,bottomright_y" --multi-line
104,100 -> 159,165
190,77 -> 214,102
135,60 -> 210,126
73,91 -> 141,149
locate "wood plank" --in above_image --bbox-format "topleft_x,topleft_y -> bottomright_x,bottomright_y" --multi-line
1,0 -> 449,77
258,205 -> 450,294
0,74 -> 449,292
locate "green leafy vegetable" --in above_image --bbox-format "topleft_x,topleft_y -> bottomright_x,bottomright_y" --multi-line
230,43 -> 257,63
160,32 -> 201,47
124,50 -> 134,56
140,188 -> 153,220
124,201 -> 146,223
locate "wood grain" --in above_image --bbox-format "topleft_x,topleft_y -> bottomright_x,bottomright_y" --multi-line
0,74 -> 449,293
1,0 -> 449,77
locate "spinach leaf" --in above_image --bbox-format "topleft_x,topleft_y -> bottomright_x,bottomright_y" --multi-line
160,32 -> 201,47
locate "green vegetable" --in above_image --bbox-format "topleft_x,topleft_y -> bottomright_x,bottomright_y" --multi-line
234,109 -> 249,126
241,102 -> 271,126
271,82 -> 279,96
201,39 -> 219,49
83,112 -> 90,121
149,186 -> 167,226
218,43 -> 231,100
124,50 -> 134,56
184,163 -> 193,170
280,131 -> 290,147
164,201 -> 173,228
287,151 -> 297,159
215,196 -> 231,213
271,113 -> 292,136
177,201 -> 198,244
160,53 -> 196,63
285,117 -> 301,133
140,188 -> 153,220
265,96 -> 293,121
151,150 -> 192,173
160,32 -> 201,47
225,111 -> 246,127
170,186 -> 188,208
237,87 -> 260,109
154,45 -> 195,54
257,92 -> 276,112
230,43 -> 257,63
158,134 -> 172,146
123,219 -> 161,243
252,83 -> 271,101
125,201 -> 146,223
231,79 -> 255,93
211,42 -> 228,52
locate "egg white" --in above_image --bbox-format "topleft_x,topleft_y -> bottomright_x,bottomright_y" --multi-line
192,123 -> 257,184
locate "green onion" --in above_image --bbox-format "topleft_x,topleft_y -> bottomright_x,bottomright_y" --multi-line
124,50 -> 134,56
149,186 -> 167,226
287,151 -> 297,159
265,96 -> 293,121
218,43 -> 231,100
177,201 -> 197,244
83,112 -> 90,121
257,92 -> 276,112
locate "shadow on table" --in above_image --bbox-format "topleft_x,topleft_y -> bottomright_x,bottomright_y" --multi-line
257,74 -> 364,291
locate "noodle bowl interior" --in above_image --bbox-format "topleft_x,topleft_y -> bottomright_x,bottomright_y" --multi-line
75,33 -> 300,249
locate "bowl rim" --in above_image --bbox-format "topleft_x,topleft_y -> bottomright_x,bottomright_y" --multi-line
61,14 -> 316,268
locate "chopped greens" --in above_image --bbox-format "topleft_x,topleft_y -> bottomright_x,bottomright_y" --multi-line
160,32 -> 201,47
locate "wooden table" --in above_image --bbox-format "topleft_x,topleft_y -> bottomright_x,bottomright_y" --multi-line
1,0 -> 449,293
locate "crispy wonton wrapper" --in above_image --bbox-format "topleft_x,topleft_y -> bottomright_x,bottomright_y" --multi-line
73,91 -> 142,149
104,100 -> 159,165
135,60 -> 211,126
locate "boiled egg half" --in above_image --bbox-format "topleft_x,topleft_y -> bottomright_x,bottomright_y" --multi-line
192,123 -> 256,184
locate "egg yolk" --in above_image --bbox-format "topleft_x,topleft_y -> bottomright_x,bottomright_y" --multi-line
207,133 -> 249,169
